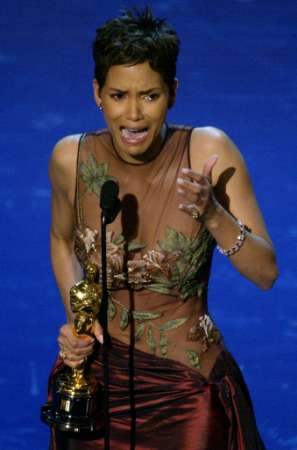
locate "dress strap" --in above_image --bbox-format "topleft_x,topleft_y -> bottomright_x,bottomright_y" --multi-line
186,127 -> 195,169
74,133 -> 86,230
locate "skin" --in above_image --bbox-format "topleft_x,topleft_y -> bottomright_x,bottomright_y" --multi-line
50,61 -> 278,368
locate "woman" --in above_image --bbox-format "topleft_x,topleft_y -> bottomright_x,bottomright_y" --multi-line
48,8 -> 278,450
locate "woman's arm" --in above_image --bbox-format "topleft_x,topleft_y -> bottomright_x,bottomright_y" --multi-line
49,136 -> 101,367
49,135 -> 82,321
178,127 -> 278,290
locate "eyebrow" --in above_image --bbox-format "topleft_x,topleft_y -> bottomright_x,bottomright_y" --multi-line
108,87 -> 161,94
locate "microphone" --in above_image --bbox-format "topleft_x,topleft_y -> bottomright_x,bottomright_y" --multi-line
100,180 -> 121,224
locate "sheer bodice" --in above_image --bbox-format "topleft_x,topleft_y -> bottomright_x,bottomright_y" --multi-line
74,126 -> 224,378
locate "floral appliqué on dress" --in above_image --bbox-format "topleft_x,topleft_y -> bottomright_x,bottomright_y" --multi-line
186,314 -> 221,369
75,226 -> 213,299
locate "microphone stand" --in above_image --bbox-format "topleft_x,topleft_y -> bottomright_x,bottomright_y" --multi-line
100,212 -> 110,450
99,179 -> 121,450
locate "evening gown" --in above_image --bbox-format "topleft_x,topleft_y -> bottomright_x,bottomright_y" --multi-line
48,125 -> 266,449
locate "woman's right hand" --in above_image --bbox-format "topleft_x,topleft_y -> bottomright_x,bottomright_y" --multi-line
57,320 -> 103,368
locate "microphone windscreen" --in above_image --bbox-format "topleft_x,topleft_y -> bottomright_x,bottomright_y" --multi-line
100,180 -> 119,211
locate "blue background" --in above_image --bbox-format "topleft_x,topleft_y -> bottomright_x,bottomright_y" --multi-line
1,1 -> 296,449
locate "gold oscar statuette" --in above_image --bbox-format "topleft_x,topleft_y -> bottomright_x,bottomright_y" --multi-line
41,262 -> 103,433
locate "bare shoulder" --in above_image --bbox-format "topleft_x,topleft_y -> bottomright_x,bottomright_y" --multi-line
190,126 -> 246,184
49,134 -> 81,195
50,134 -> 81,174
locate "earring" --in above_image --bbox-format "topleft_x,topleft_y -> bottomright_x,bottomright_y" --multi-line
98,104 -> 103,111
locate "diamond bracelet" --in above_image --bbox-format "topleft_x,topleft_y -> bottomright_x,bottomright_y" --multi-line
217,220 -> 247,257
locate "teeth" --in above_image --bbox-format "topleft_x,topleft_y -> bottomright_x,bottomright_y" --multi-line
121,127 -> 148,142
122,127 -> 147,132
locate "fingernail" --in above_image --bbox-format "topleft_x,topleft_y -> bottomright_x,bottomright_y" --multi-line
98,334 -> 104,344
177,178 -> 184,184
182,168 -> 190,173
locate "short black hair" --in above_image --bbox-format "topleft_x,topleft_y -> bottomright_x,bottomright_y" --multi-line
92,7 -> 180,102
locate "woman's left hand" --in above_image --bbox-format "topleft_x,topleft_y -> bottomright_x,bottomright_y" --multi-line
177,154 -> 219,222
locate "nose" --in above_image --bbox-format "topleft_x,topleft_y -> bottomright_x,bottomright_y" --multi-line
126,97 -> 144,121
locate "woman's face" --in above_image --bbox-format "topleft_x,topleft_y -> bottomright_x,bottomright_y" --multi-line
93,61 -> 176,164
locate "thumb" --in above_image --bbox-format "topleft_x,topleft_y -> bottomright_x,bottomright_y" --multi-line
202,154 -> 219,181
93,319 -> 104,344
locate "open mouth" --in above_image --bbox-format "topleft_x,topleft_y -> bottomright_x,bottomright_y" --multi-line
120,127 -> 149,143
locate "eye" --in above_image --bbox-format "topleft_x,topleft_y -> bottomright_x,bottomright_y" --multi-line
143,93 -> 160,102
110,92 -> 126,100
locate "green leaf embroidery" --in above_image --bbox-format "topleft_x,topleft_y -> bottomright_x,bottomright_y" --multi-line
180,281 -> 200,300
160,332 -> 168,357
113,234 -> 125,246
159,318 -> 187,332
170,266 -> 181,283
133,311 -> 162,321
112,234 -> 145,253
120,307 -> 130,331
134,322 -> 145,341
186,350 -> 201,369
158,227 -> 179,252
176,232 -> 190,250
127,242 -> 146,252
79,155 -> 116,197
156,227 -> 214,296
146,325 -> 156,354
151,276 -> 172,284
175,229 -> 214,300
108,298 -> 117,320
146,283 -> 171,295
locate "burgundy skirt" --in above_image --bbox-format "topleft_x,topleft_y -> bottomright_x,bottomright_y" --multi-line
48,339 -> 265,450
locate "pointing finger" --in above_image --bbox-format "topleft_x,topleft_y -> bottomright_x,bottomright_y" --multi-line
202,154 -> 219,179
